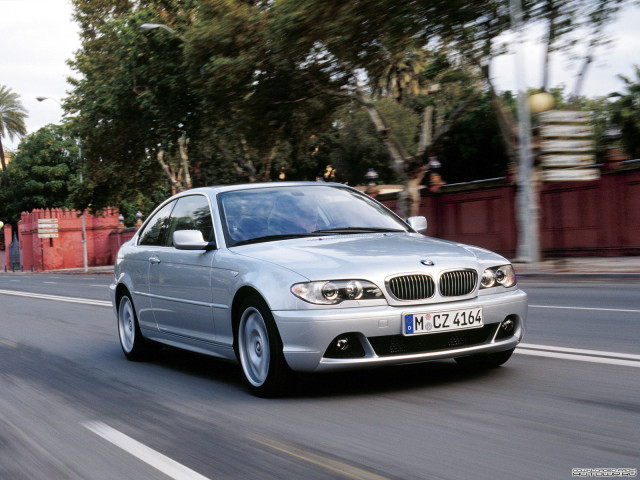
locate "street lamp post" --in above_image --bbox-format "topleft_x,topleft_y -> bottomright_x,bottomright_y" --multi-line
36,96 -> 88,273
140,23 -> 177,35
140,23 -> 185,42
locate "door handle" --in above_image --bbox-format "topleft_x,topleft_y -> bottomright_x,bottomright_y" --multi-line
149,256 -> 161,264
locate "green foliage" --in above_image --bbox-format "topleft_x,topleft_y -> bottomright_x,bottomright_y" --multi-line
67,0 -> 349,210
317,99 -> 416,185
610,66 -> 640,158
544,86 -> 613,162
0,125 -> 79,224
68,0 -> 200,209
0,84 -> 28,171
437,94 -> 510,183
0,85 -> 27,142
62,0 -> 636,211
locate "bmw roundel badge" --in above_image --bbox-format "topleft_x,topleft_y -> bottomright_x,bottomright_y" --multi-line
421,259 -> 435,266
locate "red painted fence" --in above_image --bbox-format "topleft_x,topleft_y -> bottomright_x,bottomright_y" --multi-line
382,162 -> 640,259
5,161 -> 639,271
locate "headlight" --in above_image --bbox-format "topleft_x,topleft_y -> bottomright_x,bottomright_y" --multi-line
480,265 -> 516,289
291,280 -> 383,305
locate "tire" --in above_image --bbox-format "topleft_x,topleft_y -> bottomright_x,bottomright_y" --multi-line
117,293 -> 150,361
454,348 -> 515,369
237,295 -> 289,397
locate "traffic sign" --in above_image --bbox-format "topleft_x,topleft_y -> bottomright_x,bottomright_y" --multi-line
538,110 -> 590,123
541,155 -> 595,168
38,218 -> 59,239
540,125 -> 593,138
37,218 -> 59,234
538,110 -> 597,180
542,169 -> 600,182
540,140 -> 592,153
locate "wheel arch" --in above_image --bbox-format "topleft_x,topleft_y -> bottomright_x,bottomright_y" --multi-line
115,282 -> 132,312
231,286 -> 287,365
231,286 -> 263,356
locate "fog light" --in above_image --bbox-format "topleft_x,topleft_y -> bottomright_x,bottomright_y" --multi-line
500,318 -> 515,333
336,337 -> 350,351
324,333 -> 366,359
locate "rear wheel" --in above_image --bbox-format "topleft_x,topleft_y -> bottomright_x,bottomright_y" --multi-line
117,293 -> 150,361
237,295 -> 289,397
455,348 -> 514,369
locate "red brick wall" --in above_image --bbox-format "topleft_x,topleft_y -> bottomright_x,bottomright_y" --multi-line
19,208 -> 121,271
1,224 -> 12,271
109,228 -> 137,264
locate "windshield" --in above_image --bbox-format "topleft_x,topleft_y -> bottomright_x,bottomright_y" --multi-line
218,185 -> 409,246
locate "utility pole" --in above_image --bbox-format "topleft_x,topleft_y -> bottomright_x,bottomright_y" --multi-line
509,0 -> 540,264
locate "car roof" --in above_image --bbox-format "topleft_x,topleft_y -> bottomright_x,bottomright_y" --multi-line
184,181 -> 350,197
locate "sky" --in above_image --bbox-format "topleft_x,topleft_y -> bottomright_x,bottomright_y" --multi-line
1,0 -> 640,152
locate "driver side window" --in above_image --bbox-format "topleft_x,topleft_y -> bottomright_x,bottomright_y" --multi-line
138,201 -> 176,246
163,195 -> 214,247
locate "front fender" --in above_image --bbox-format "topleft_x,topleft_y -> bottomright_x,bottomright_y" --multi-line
216,249 -> 309,311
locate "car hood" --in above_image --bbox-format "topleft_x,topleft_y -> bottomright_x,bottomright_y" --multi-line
232,233 -> 497,281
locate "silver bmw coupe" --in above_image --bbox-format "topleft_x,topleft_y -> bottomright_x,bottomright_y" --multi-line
111,182 -> 527,396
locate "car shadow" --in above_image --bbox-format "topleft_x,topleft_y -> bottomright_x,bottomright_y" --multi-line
145,345 -> 246,389
284,361 -> 509,399
143,345 -> 509,399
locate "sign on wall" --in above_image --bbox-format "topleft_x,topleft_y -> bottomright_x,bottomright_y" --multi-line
538,110 -> 599,182
37,218 -> 59,238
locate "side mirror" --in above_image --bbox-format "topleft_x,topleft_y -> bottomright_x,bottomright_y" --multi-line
173,230 -> 215,251
407,216 -> 427,234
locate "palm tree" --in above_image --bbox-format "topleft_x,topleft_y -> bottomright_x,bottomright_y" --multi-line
0,85 -> 28,171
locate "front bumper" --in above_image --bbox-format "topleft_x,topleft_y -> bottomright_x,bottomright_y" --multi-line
273,289 -> 527,372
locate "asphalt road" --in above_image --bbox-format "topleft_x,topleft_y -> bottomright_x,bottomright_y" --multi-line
0,273 -> 638,480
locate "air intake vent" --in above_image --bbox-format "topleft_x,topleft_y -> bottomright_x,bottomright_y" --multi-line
388,274 -> 435,300
439,270 -> 478,297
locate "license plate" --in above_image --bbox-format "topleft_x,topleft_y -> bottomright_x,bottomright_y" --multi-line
403,307 -> 483,335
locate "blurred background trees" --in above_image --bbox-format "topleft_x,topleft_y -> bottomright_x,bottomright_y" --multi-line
2,0 -> 637,222
610,66 -> 640,158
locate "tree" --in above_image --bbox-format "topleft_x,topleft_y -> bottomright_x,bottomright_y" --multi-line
325,99 -> 418,186
67,1 -> 196,208
523,0 -> 628,96
67,0 -> 349,211
0,85 -> 28,173
182,0 -> 350,182
610,66 -> 640,158
66,0 -> 634,219
0,125 -> 79,224
437,93 -> 511,183
433,0 -> 630,163
270,0 -> 495,215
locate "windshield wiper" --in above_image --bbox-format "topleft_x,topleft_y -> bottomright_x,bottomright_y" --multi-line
232,233 -> 327,246
313,227 -> 406,234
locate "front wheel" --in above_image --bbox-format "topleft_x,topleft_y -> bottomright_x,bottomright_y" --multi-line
237,295 -> 289,397
454,348 -> 515,369
117,293 -> 150,361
